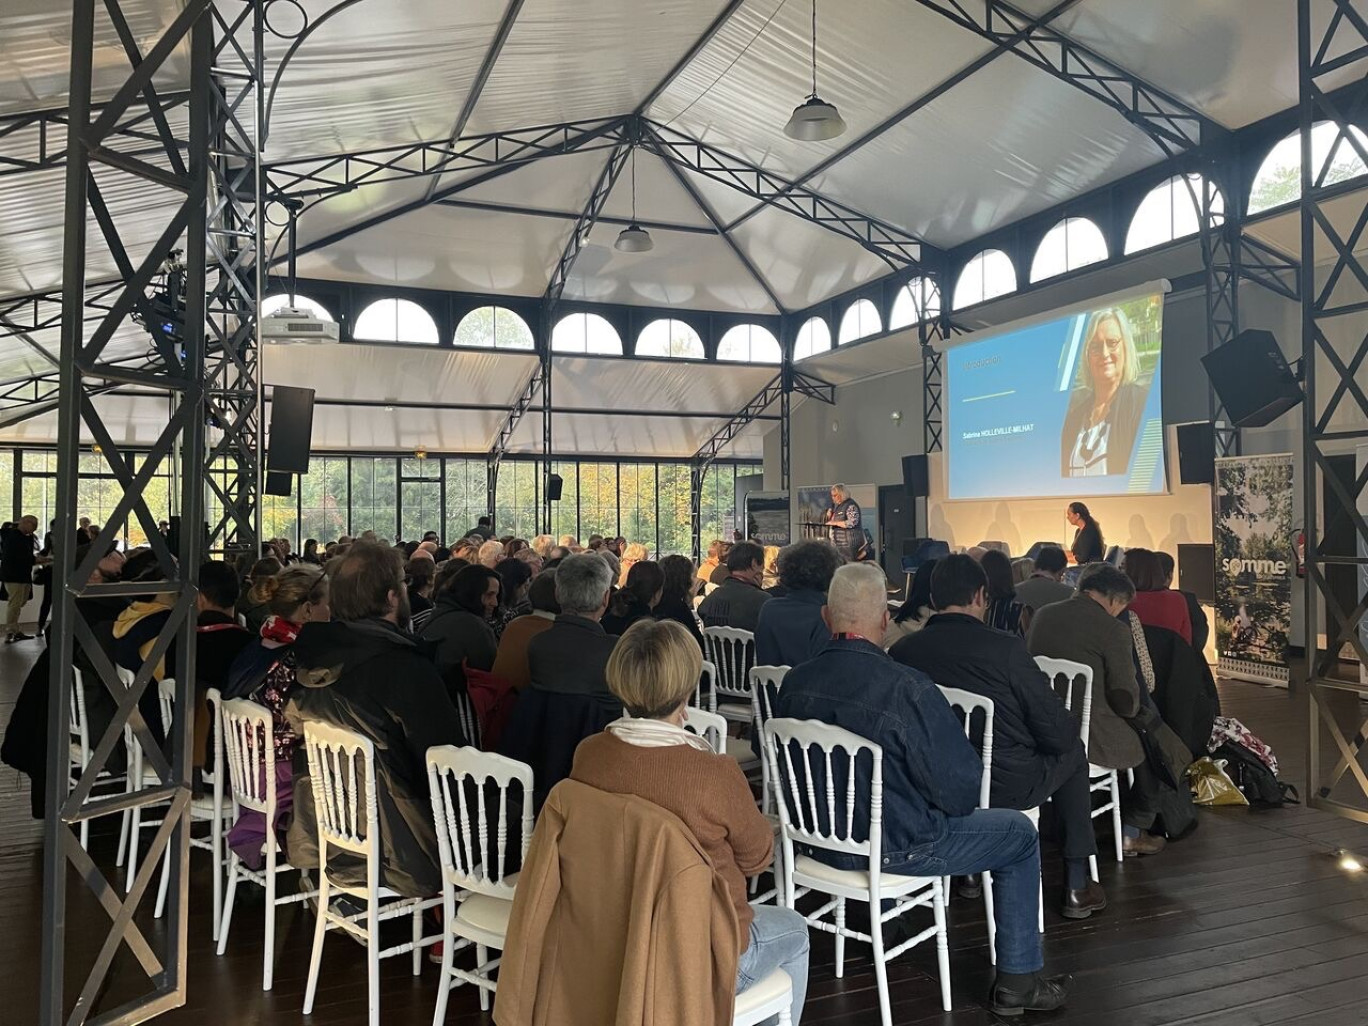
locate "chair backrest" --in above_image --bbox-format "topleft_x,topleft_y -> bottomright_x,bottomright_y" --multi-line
978,540 -> 1010,555
426,745 -> 533,900
681,706 -> 728,753
1033,655 -> 1094,751
693,659 -> 716,711
302,720 -> 377,861
703,626 -> 755,702
70,666 -> 89,759
763,717 -> 883,861
219,697 -> 276,817
935,685 -> 995,809
750,665 -> 790,729
156,677 -> 175,735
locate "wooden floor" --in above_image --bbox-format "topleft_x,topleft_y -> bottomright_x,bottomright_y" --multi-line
5,640 -> 1368,1025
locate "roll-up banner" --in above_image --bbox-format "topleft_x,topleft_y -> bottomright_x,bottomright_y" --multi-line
1214,453 -> 1295,686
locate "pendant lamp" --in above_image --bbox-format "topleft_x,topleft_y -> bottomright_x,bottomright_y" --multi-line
614,147 -> 654,253
784,0 -> 846,141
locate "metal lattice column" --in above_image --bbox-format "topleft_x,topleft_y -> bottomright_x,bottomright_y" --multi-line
1197,170 -> 1242,457
41,2 -> 219,1022
1298,0 -> 1368,826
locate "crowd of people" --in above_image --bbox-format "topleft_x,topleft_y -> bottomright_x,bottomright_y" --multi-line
0,507 -> 1220,1021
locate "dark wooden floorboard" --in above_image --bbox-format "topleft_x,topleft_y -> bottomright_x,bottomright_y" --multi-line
3,638 -> 1368,1025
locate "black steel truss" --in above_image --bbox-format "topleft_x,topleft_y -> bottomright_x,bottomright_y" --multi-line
545,142 -> 632,305
913,0 -> 1219,156
0,92 -> 191,180
1298,0 -> 1368,828
488,360 -> 550,522
41,2 -> 221,1023
1196,173 -> 1242,458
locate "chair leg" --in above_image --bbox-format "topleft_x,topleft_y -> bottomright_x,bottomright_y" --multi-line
264,850 -> 277,991
154,841 -> 171,918
116,807 -> 130,866
431,893 -> 454,1026
211,805 -> 223,942
367,895 -> 381,1026
303,874 -> 329,1015
1037,874 -> 1045,934
1111,773 -> 1124,863
1088,854 -> 1100,883
982,870 -> 996,966
411,904 -> 421,976
476,945 -> 490,1012
833,898 -> 846,979
933,882 -> 952,1012
217,857 -> 240,956
869,898 -> 892,1026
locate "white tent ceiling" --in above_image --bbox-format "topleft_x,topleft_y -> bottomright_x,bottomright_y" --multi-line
0,0 -> 1363,459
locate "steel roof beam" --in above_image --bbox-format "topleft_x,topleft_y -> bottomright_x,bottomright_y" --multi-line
434,196 -> 718,234
0,91 -> 190,179
545,141 -> 633,304
693,367 -> 835,469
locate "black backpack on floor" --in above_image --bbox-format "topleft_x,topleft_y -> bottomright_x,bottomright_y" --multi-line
1211,741 -> 1299,807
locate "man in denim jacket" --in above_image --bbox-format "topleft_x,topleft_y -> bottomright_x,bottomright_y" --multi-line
776,562 -> 1069,1016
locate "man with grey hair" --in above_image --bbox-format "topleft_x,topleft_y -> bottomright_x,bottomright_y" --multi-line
2,515 -> 42,643
822,483 -> 862,559
500,552 -> 620,809
776,562 -> 1068,1015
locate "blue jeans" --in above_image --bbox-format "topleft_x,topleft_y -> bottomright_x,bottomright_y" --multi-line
736,905 -> 810,1025
885,808 -> 1042,975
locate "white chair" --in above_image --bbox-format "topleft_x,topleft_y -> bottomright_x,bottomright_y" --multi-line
68,667 -> 126,850
935,685 -> 1004,952
1033,656 -> 1113,881
764,717 -> 951,1025
733,969 -> 794,1025
693,659 -> 717,712
427,745 -> 534,1022
703,626 -> 756,726
749,665 -> 789,816
302,721 -> 440,1026
452,688 -> 482,750
118,670 -> 176,895
216,697 -> 317,990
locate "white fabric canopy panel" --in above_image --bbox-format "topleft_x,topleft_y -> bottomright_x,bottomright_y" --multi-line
797,327 -> 922,388
302,402 -> 504,453
505,409 -> 765,460
599,150 -> 714,228
551,355 -> 777,414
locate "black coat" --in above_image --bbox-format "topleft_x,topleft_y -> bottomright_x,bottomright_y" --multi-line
286,618 -> 467,897
652,596 -> 704,651
1070,521 -> 1105,564
419,593 -> 498,702
600,596 -> 653,638
1179,589 -> 1209,654
497,688 -> 620,813
526,614 -> 618,696
1,526 -> 36,582
890,612 -> 1084,810
1144,623 -> 1220,758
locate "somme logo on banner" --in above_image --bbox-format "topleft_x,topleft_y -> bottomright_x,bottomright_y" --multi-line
1214,453 -> 1294,684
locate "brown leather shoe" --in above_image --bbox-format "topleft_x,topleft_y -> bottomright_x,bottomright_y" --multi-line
1061,880 -> 1107,919
1123,831 -> 1167,856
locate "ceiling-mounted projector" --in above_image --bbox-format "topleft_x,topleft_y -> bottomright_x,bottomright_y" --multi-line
260,306 -> 339,345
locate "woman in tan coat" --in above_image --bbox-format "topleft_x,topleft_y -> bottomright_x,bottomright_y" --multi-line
571,619 -> 810,1023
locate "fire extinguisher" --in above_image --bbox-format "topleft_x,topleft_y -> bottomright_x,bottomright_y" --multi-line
1294,529 -> 1306,579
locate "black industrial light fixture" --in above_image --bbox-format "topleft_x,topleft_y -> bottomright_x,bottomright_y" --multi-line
614,147 -> 654,253
784,0 -> 846,141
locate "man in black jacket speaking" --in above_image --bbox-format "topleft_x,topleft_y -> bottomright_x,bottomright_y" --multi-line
890,554 -> 1105,921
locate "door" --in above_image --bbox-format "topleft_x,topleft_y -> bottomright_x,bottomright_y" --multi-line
879,484 -> 917,586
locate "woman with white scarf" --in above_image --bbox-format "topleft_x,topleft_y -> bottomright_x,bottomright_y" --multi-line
570,618 -> 810,1025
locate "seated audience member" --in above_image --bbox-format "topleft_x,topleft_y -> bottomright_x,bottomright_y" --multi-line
237,556 -> 281,635
557,534 -> 578,549
499,553 -> 620,809
113,549 -> 178,690
405,557 -> 436,628
451,540 -> 479,564
513,547 -> 543,577
193,561 -> 254,773
1011,557 -> 1035,586
754,539 -> 843,666
708,542 -> 734,587
982,548 -> 1027,635
697,539 -> 725,585
653,554 -> 705,650
1014,546 -> 1074,614
222,563 -> 329,862
587,534 -> 605,551
505,538 -> 529,560
478,539 -> 505,569
421,563 -> 500,704
617,542 -> 649,586
884,559 -> 936,650
1123,548 -> 1192,646
530,534 -> 554,559
467,516 -> 495,541
697,541 -> 770,632
301,539 -> 322,565
286,541 -> 466,897
492,570 -> 560,693
571,619 -> 808,1024
1154,550 -> 1208,653
1027,563 -> 1167,856
601,560 -> 663,636
597,548 -> 621,586
964,545 -> 988,563
890,555 -> 1104,919
493,557 -> 534,637
543,545 -> 570,568
776,563 -> 1068,1014
761,545 -> 782,594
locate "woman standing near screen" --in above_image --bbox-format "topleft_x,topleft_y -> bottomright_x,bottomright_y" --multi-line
1060,308 -> 1147,477
1067,502 -> 1104,564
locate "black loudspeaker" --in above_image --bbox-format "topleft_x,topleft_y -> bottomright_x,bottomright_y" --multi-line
546,473 -> 564,501
1178,543 -> 1216,604
1175,422 -> 1216,485
267,385 -> 316,474
265,471 -> 294,497
901,454 -> 929,496
1200,329 -> 1303,428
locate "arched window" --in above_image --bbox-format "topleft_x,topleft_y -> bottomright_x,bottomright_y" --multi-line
888,277 -> 942,330
1030,217 -> 1109,282
838,299 -> 882,344
453,306 -> 534,350
636,319 -> 705,359
353,298 -> 438,344
550,312 -> 622,355
716,324 -> 781,363
261,293 -> 334,322
793,316 -> 831,361
952,249 -> 1016,309
1248,120 -> 1368,215
1125,174 -> 1225,254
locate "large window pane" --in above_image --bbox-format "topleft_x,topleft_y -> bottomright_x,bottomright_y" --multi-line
619,464 -> 658,556
401,458 -> 441,542
657,464 -> 692,557
261,491 -> 299,548
578,463 -> 618,539
350,457 -> 395,540
549,461 -> 579,543
444,458 -> 486,542
300,456 -> 350,544
0,449 -> 13,521
494,461 -> 539,540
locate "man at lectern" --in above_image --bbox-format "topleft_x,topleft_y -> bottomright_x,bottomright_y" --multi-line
823,483 -> 862,560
